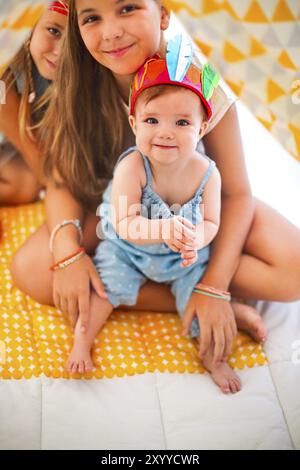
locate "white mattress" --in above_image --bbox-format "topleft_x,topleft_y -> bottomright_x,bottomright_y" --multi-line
0,300 -> 300,450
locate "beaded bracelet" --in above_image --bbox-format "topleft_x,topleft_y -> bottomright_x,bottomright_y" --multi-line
50,247 -> 85,272
49,219 -> 83,254
193,288 -> 231,302
194,282 -> 231,297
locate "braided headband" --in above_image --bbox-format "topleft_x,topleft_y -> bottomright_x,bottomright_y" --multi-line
48,1 -> 69,16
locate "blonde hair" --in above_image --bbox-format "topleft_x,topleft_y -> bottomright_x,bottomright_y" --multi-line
41,0 -> 164,209
1,36 -> 51,143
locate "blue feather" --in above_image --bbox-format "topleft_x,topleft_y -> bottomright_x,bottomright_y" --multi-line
166,34 -> 193,82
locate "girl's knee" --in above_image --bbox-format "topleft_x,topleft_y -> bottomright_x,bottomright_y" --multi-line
0,158 -> 40,206
10,247 -> 30,291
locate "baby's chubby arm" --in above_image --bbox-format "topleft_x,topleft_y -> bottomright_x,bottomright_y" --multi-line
111,151 -> 195,248
181,165 -> 221,267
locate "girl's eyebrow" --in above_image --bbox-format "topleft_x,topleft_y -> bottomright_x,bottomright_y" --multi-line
46,22 -> 63,29
78,0 -> 127,17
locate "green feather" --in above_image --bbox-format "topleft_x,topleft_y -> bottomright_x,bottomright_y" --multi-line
202,63 -> 220,101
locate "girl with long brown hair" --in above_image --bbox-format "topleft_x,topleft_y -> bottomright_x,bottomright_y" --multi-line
11,0 -> 300,372
0,1 -> 68,206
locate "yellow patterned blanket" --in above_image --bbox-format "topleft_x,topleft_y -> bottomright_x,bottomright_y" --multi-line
0,202 -> 267,380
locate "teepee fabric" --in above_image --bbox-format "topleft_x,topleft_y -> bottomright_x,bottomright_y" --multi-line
0,1 -> 45,76
164,0 -> 300,161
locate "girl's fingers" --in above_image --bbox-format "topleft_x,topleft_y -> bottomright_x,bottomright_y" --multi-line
68,296 -> 79,332
78,284 -> 90,333
90,267 -> 108,300
213,327 -> 225,366
198,325 -> 212,359
53,291 -> 61,311
182,308 -> 195,336
60,297 -> 68,316
224,323 -> 235,358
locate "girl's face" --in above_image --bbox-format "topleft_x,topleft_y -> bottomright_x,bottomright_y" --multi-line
129,89 -> 208,166
30,9 -> 67,81
76,0 -> 169,77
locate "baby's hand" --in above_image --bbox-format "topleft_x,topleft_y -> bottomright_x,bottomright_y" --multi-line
180,247 -> 198,268
162,216 -> 196,253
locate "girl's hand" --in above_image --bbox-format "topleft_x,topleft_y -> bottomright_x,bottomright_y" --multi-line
53,253 -> 107,332
162,216 -> 196,253
182,292 -> 237,366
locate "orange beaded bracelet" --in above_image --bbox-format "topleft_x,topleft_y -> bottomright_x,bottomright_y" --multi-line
50,247 -> 85,272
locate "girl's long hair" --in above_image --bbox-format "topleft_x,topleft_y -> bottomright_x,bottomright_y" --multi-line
41,0 -> 129,209
1,38 -> 51,143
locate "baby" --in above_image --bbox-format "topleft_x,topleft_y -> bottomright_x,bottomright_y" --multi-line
66,39 -> 266,393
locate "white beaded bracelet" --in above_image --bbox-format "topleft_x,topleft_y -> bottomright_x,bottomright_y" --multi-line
49,219 -> 83,253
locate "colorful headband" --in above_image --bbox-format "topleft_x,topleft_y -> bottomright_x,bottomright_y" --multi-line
129,34 -> 220,121
48,1 -> 69,16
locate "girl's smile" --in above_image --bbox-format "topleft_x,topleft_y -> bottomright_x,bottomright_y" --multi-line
76,0 -> 169,76
103,42 -> 136,57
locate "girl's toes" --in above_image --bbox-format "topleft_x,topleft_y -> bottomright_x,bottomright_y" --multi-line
233,378 -> 241,392
85,360 -> 93,372
220,380 -> 230,394
78,360 -> 85,374
71,362 -> 78,374
230,379 -> 238,393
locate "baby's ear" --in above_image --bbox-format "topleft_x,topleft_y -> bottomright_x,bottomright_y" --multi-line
199,121 -> 209,140
128,115 -> 137,135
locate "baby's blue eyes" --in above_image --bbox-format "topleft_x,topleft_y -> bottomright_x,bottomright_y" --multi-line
145,118 -> 190,126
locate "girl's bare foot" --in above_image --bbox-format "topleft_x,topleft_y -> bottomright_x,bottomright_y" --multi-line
199,343 -> 241,394
196,339 -> 241,394
65,291 -> 114,375
65,337 -> 93,374
231,301 -> 267,344
204,360 -> 241,394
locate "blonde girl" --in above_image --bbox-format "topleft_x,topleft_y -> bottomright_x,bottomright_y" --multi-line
0,1 -> 68,206
11,0 -> 300,370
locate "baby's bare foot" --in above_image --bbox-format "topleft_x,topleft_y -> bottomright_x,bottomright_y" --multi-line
231,301 -> 267,344
65,339 -> 93,375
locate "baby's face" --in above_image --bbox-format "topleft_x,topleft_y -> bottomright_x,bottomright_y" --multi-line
129,88 -> 208,166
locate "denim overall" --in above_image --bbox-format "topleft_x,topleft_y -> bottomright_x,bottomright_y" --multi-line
93,146 -> 216,338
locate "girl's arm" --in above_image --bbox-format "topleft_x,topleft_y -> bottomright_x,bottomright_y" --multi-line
45,177 -> 107,332
201,103 -> 254,290
0,83 -> 43,181
195,165 -> 222,249
182,103 -> 253,365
